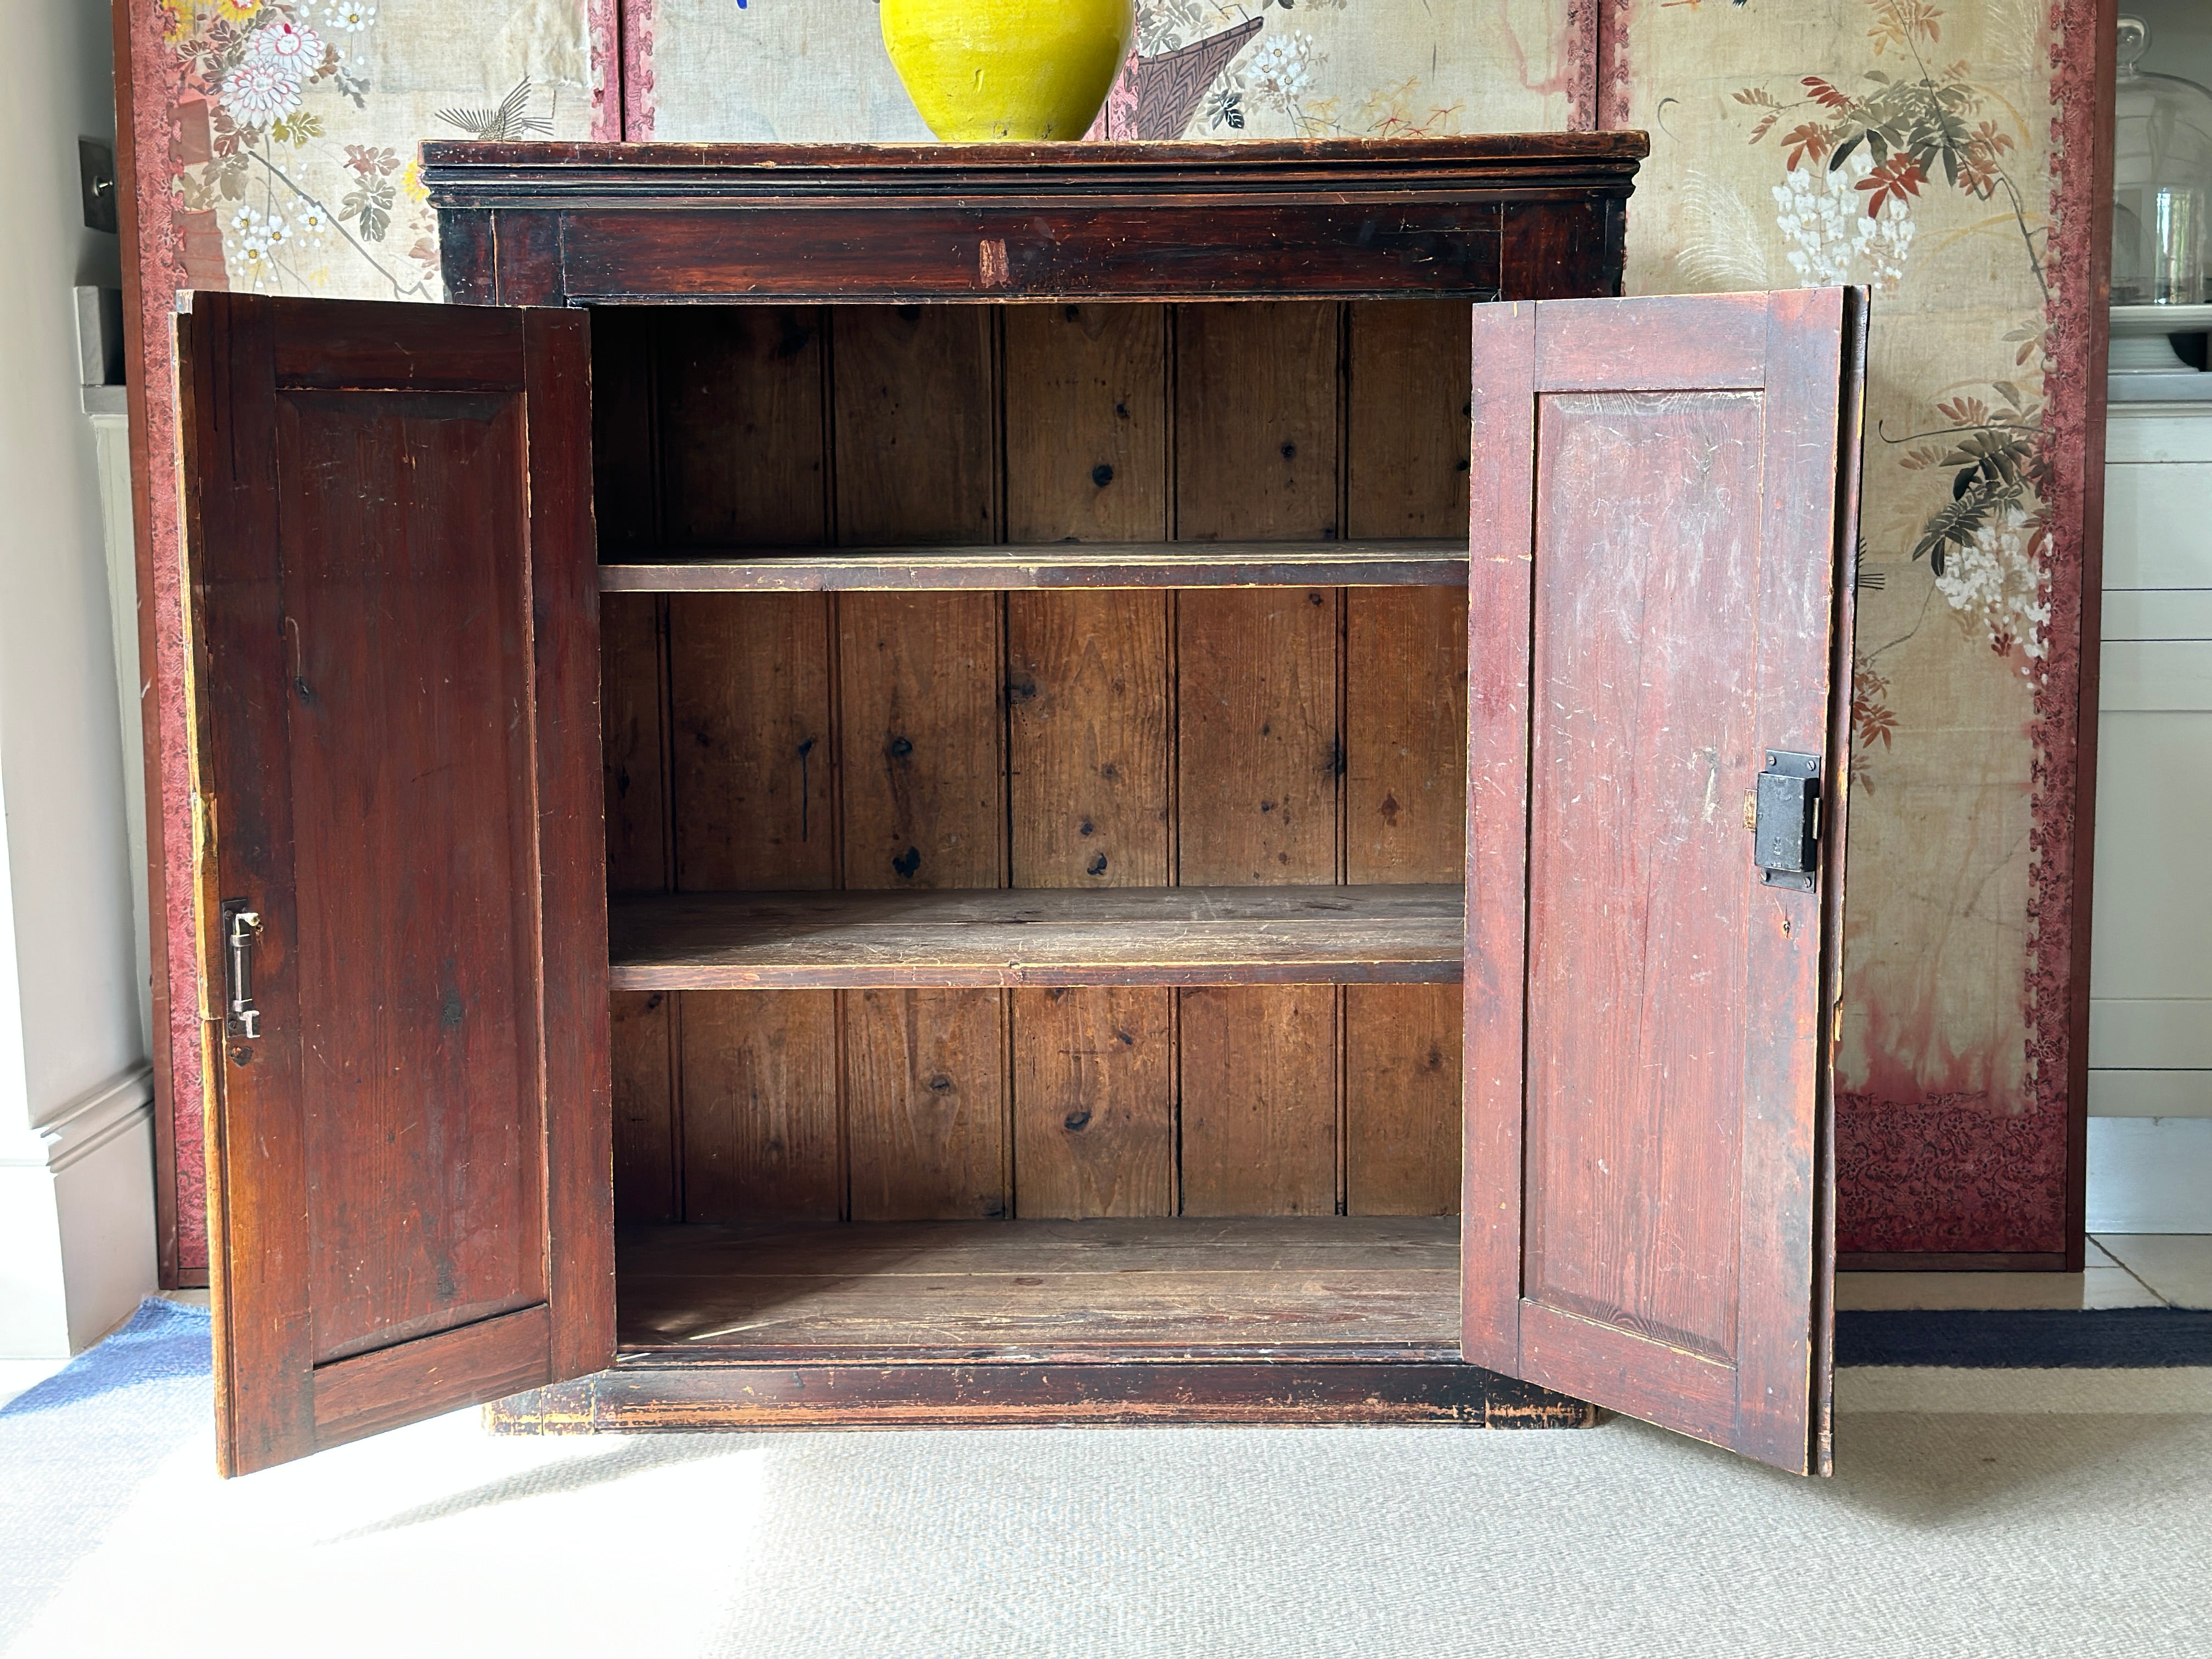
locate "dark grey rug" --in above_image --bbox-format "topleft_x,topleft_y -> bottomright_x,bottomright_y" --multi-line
1836,1307 -> 2212,1367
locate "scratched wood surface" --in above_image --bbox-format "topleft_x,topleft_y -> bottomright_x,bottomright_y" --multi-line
599,542 -> 1467,592
1458,291 -> 1859,1476
610,885 -> 1461,988
185,295 -> 609,1473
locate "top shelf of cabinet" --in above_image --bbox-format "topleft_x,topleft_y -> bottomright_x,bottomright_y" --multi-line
600,540 -> 1468,593
420,134 -> 1647,307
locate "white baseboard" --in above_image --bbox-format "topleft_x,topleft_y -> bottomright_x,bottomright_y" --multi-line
2086,1116 -> 2212,1233
0,1066 -> 157,1356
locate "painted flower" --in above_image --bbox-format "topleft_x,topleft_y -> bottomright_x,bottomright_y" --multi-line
247,18 -> 325,69
294,202 -> 332,242
325,0 -> 375,31
1934,502 -> 2049,661
230,206 -> 291,290
1243,32 -> 1316,108
221,57 -> 301,125
1770,150 -> 1912,295
214,0 -> 261,21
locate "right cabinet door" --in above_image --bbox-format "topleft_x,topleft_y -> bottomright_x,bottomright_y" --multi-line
1461,289 -> 1867,1476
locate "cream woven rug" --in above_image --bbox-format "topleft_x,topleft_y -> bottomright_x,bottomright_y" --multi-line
6,1367 -> 2210,1658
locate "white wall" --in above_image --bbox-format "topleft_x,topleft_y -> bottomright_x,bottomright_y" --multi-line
0,0 -> 157,1355
2085,403 -> 2212,1233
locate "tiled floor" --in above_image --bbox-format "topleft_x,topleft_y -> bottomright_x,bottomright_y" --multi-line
1837,1233 -> 2212,1310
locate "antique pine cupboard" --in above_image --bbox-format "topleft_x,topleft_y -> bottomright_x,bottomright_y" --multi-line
174,136 -> 1866,1479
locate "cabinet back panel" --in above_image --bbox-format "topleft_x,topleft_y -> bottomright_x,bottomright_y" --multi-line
592,301 -> 1470,1225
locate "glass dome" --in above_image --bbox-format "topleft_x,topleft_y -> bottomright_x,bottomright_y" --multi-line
2113,15 -> 2212,305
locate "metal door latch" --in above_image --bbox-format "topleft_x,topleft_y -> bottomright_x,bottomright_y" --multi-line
223,901 -> 263,1039
1753,752 -> 1821,891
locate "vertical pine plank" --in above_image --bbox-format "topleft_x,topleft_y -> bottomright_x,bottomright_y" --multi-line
1174,301 -> 1341,1216
611,989 -> 676,1224
1344,985 -> 1462,1215
1179,987 -> 1337,1215
591,349 -> 657,1376
680,990 -> 840,1220
590,304 -> 658,558
833,306 -> 998,548
592,310 -> 679,1223
845,988 -> 1009,1221
1008,592 -> 1170,888
1002,302 -> 1177,1215
601,594 -> 668,895
657,307 -> 840,1220
1012,986 -> 1175,1218
835,306 -> 1008,1218
1344,301 -> 1472,1216
658,307 -> 827,547
1003,303 -> 1167,543
670,593 -> 834,893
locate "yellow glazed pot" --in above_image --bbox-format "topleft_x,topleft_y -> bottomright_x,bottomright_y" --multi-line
881,0 -> 1136,142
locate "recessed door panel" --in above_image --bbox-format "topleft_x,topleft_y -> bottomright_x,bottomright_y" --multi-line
1462,289 -> 1865,1476
180,294 -> 611,1474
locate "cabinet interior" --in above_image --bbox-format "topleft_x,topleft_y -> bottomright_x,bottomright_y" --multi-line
592,298 -> 1474,1359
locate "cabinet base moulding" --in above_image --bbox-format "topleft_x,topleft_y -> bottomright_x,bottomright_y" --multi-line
483,1359 -> 1599,1431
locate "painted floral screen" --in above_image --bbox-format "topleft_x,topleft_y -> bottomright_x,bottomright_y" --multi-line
119,0 -> 2108,1272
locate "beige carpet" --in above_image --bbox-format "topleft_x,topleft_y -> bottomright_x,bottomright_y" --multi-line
9,1369 -> 2211,1658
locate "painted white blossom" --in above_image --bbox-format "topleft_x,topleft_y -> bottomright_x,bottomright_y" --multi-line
1934,501 -> 2050,659
221,57 -> 302,125
249,19 -> 325,74
294,202 -> 332,243
1864,193 -> 1916,292
230,206 -> 291,290
1241,31 -> 1317,115
324,0 -> 375,33
1771,150 -> 1915,295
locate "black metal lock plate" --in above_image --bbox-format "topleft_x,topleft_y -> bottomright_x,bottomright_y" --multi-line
1755,751 -> 1821,891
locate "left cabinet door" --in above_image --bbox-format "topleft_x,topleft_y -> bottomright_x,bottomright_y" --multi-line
178,294 -> 611,1476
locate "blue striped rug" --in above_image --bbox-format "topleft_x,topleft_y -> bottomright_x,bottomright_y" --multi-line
1836,1307 -> 2212,1368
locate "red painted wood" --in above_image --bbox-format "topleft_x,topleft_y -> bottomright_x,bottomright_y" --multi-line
1460,289 -> 1862,1476
179,294 -> 612,1475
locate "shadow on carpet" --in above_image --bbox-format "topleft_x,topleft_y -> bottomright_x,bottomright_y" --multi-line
0,1300 -> 211,1650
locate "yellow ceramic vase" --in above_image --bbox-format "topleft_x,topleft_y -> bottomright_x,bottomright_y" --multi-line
881,0 -> 1136,142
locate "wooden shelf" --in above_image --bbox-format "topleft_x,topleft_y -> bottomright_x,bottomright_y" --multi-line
598,540 -> 1466,593
617,1216 -> 1460,1359
608,884 -> 1463,990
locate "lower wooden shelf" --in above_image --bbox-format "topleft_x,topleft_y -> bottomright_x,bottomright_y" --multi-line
478,1218 -> 1598,1432
616,1216 -> 1461,1358
477,1217 -> 1598,1431
608,883 -> 1464,990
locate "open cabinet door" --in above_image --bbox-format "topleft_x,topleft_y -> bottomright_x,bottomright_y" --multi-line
1462,288 -> 1866,1476
178,294 -> 611,1475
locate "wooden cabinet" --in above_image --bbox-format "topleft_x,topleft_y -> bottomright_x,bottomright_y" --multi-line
173,137 -> 1865,1478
